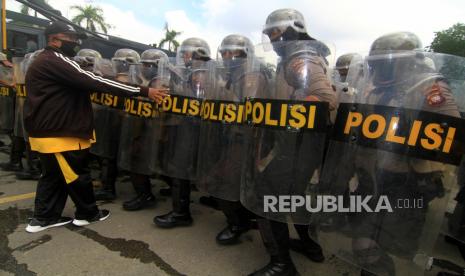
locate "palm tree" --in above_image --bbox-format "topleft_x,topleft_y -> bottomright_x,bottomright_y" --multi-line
159,23 -> 181,52
21,0 -> 49,17
71,5 -> 110,34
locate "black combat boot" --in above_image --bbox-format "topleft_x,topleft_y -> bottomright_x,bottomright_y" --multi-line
249,220 -> 298,276
15,168 -> 41,180
0,158 -> 23,172
289,224 -> 325,262
248,256 -> 298,276
199,196 -> 220,210
154,178 -> 192,228
216,224 -> 251,245
353,239 -> 395,276
15,143 -> 40,180
359,253 -> 395,276
123,174 -> 156,211
216,200 -> 252,245
94,189 -> 116,201
94,158 -> 117,200
0,136 -> 24,172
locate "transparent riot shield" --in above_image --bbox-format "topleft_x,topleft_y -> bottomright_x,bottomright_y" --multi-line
158,59 -> 211,180
240,40 -> 332,223
147,59 -> 171,175
0,63 -> 16,133
160,58 -> 190,128
196,55 -> 267,201
315,51 -> 465,275
117,63 -> 164,175
13,57 -> 26,138
432,54 -> 465,274
89,58 -> 124,159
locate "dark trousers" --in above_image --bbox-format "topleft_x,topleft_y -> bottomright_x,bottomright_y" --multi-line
100,157 -> 118,193
11,135 -> 25,164
257,219 -> 291,261
218,199 -> 255,228
25,142 -> 39,171
33,149 -> 98,221
172,178 -> 191,213
257,219 -> 320,261
130,172 -> 152,195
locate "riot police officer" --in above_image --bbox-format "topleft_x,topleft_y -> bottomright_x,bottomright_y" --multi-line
197,34 -> 261,244
154,37 -> 211,228
243,9 -> 334,276
0,53 -> 15,149
119,49 -> 169,211
0,52 -> 13,79
0,54 -> 24,172
0,52 -> 15,135
329,53 -> 362,123
92,49 -> 141,200
14,50 -> 42,180
363,32 -> 458,276
335,53 -> 355,81
74,49 -> 102,71
318,32 -> 462,276
333,53 -> 361,101
74,48 -> 104,188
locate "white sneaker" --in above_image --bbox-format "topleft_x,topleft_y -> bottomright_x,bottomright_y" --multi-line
25,217 -> 73,233
72,209 -> 110,226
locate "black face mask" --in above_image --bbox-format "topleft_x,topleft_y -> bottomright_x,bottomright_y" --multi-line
273,45 -> 286,57
141,64 -> 158,80
223,58 -> 245,71
114,60 -> 130,74
184,58 -> 193,68
339,74 -> 347,82
60,40 -> 80,57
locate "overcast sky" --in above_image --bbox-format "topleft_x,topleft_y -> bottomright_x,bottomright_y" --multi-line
7,0 -> 465,64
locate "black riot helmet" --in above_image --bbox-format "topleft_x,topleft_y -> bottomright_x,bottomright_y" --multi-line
368,32 -> 423,86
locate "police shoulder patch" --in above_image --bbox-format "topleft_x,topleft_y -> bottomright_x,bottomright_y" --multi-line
426,82 -> 445,106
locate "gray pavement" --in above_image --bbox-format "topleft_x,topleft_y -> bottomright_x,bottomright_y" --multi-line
0,136 -> 463,276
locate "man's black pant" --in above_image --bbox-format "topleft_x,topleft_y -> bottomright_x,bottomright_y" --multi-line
218,199 -> 255,228
34,149 -> 98,221
257,219 -> 320,261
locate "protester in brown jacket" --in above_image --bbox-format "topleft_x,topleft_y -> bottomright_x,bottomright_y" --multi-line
24,21 -> 168,233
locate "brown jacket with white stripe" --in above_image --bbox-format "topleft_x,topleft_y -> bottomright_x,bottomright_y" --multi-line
24,46 -> 149,139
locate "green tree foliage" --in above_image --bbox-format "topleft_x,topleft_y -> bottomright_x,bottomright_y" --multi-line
159,23 -> 181,52
71,5 -> 111,34
20,0 -> 49,17
428,23 -> 465,57
428,23 -> 465,104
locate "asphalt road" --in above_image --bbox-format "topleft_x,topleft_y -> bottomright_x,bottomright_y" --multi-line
0,136 -> 463,276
